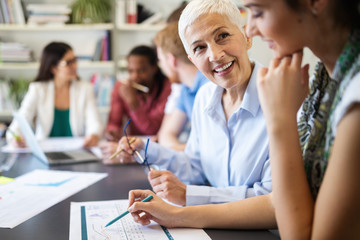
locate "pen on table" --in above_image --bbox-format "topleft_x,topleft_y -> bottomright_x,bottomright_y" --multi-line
8,128 -> 21,141
109,137 -> 136,160
105,195 -> 153,227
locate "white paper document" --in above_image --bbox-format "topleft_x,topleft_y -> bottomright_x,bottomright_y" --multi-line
1,137 -> 87,153
0,169 -> 107,228
70,200 -> 211,240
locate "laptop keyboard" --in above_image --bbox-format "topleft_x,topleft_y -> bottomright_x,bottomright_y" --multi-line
45,152 -> 72,160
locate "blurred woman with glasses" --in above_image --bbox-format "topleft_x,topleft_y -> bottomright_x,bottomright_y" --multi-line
6,41 -> 103,148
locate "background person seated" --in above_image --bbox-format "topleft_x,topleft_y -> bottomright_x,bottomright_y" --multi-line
155,22 -> 209,151
101,45 -> 171,163
6,42 -> 103,148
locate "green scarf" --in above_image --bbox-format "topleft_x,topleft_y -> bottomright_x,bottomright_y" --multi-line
298,29 -> 360,198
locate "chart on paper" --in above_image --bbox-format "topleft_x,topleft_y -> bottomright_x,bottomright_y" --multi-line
0,170 -> 107,228
70,200 -> 211,240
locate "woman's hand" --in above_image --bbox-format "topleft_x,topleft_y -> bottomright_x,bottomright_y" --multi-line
113,136 -> 145,164
83,134 -> 99,148
9,136 -> 26,148
128,189 -> 181,227
99,141 -> 121,164
257,50 -> 309,129
148,170 -> 187,206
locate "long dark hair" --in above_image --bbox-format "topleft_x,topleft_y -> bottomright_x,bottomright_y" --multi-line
34,42 -> 73,82
127,45 -> 167,100
285,0 -> 360,29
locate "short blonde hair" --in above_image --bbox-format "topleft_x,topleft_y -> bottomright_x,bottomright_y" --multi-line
154,21 -> 191,64
178,0 -> 247,54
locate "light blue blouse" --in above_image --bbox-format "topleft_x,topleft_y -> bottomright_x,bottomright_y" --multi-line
146,62 -> 272,206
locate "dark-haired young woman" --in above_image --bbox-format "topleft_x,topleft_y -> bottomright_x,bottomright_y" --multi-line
7,42 -> 103,148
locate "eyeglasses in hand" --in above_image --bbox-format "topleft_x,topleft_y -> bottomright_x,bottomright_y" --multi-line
123,119 -> 150,172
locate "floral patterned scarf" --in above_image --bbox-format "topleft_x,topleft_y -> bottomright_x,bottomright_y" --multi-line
298,29 -> 360,198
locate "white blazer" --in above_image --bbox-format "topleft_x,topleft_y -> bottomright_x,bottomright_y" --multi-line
6,80 -> 104,141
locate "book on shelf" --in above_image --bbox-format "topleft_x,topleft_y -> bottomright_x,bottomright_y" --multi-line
92,39 -> 102,62
12,0 -> 25,24
101,37 -> 107,61
0,0 -> 25,24
115,0 -> 125,27
126,0 -> 137,24
92,32 -> 111,62
1,0 -> 10,23
0,3 -> 4,23
6,0 -> 14,23
90,73 -> 115,107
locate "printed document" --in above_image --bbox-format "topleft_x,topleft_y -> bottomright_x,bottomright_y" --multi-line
0,169 -> 107,228
2,137 -> 89,153
70,200 -> 211,240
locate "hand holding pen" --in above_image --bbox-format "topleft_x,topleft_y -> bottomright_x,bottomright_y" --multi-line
105,194 -> 153,227
113,136 -> 144,164
7,128 -> 26,148
127,190 -> 181,227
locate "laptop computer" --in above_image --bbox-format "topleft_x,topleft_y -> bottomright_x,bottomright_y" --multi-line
13,112 -> 100,165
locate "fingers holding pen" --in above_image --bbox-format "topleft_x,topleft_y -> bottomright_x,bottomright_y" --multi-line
128,189 -> 180,228
106,137 -> 145,164
128,190 -> 157,225
117,136 -> 144,154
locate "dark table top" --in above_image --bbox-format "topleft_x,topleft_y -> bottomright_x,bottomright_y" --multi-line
0,152 -> 279,240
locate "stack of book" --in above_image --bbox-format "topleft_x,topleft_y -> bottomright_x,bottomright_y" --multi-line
26,4 -> 71,25
0,41 -> 32,63
0,0 -> 26,24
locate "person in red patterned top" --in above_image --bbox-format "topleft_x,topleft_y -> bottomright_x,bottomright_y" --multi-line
100,45 -> 171,164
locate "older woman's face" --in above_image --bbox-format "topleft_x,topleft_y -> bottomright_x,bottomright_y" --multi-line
185,13 -> 252,90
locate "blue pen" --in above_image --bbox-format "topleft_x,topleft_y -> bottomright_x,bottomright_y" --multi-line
105,195 -> 153,227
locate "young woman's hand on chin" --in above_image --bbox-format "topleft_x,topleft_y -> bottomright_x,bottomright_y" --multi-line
257,50 -> 310,130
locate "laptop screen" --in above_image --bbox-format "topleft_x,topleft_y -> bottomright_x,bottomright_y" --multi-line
13,112 -> 49,165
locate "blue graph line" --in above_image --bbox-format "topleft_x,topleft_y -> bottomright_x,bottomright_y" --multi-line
26,177 -> 75,187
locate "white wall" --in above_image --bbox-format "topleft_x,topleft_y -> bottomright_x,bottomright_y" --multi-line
248,37 -> 319,74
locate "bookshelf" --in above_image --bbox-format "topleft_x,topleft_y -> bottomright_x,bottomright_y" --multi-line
0,23 -> 114,31
0,0 -> 185,123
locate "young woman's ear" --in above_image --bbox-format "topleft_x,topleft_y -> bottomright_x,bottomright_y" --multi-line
168,52 -> 177,68
308,0 -> 329,15
51,65 -> 57,76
